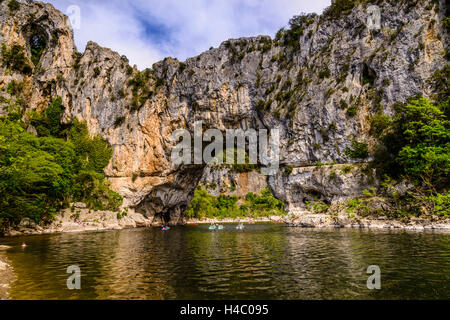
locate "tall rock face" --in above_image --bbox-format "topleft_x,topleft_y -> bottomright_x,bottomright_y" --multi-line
0,0 -> 448,223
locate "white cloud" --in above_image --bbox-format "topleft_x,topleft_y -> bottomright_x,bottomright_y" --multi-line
48,0 -> 331,69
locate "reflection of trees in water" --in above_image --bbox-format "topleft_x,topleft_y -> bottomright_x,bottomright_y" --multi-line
4,227 -> 450,299
93,228 -> 190,299
6,231 -> 122,299
282,229 -> 388,299
282,229 -> 376,299
283,229 -> 450,299
6,229 -> 189,299
357,230 -> 450,299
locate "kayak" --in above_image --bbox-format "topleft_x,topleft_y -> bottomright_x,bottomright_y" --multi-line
236,224 -> 245,230
217,225 -> 224,230
208,226 -> 217,230
162,227 -> 170,231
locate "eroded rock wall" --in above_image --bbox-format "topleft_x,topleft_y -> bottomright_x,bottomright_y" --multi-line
0,0 -> 447,222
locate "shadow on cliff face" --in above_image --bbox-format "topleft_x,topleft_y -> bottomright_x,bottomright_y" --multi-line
362,62 -> 377,86
135,165 -> 206,225
133,133 -> 266,225
135,124 -> 266,225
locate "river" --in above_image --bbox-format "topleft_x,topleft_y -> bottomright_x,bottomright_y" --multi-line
0,223 -> 449,300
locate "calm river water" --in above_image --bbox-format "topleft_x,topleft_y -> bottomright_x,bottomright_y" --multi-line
1,224 -> 449,300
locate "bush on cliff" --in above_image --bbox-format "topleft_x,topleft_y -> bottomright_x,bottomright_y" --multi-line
1,43 -> 32,75
7,0 -> 20,13
323,0 -> 358,19
30,97 -> 69,138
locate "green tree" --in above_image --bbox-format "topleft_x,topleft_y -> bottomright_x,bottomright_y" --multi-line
375,97 -> 449,191
69,120 -> 112,173
0,121 -> 65,225
0,97 -> 122,232
185,188 -> 218,219
30,97 -> 68,138
1,43 -> 32,74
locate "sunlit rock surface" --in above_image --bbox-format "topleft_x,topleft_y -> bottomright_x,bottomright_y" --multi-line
0,0 -> 447,223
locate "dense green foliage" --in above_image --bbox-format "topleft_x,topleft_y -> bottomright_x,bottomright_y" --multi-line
1,43 -> 32,74
394,99 -> 449,190
185,187 -> 286,220
30,97 -> 69,137
0,98 -> 122,231
240,189 -> 286,217
369,96 -> 449,217
373,97 -> 449,190
345,141 -> 369,160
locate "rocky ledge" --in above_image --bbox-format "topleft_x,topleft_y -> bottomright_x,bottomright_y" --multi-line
286,212 -> 450,230
3,203 -> 154,237
187,213 -> 450,230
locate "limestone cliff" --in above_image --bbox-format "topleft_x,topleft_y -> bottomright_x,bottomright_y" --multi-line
0,0 -> 448,224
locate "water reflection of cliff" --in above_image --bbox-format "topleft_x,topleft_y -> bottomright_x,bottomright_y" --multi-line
92,229 -> 188,299
3,226 -> 449,300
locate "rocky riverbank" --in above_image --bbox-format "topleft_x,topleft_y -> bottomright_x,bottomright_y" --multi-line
285,212 -> 450,230
185,215 -> 450,230
2,204 -> 154,237
0,246 -> 14,300
4,210 -> 449,237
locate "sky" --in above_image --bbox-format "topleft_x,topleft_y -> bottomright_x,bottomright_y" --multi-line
48,0 -> 331,69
